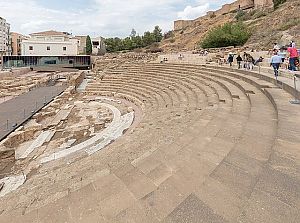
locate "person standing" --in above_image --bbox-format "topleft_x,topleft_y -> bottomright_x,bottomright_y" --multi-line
273,43 -> 280,52
287,43 -> 299,71
278,48 -> 287,68
243,52 -> 248,69
236,54 -> 243,69
270,52 -> 282,77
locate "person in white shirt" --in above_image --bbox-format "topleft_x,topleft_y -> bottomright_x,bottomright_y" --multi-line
270,52 -> 282,77
277,48 -> 287,69
291,41 -> 296,48
273,43 -> 280,52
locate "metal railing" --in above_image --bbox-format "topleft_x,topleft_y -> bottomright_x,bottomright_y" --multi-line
0,86 -> 65,141
290,75 -> 300,104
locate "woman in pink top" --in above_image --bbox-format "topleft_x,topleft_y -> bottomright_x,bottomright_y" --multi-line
288,43 -> 299,71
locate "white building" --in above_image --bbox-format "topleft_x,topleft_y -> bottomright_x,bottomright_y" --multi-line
91,37 -> 106,55
21,30 -> 78,56
0,17 -> 11,55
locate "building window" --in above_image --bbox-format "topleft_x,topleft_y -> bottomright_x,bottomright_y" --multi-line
47,46 -> 50,50
63,46 -> 67,51
29,46 -> 33,50
45,60 -> 57,65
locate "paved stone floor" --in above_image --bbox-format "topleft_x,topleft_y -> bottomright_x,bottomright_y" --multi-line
0,63 -> 299,223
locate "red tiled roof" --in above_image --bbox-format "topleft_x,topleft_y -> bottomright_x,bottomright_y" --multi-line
30,30 -> 66,36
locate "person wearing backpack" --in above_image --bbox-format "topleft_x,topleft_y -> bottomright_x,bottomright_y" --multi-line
236,54 -> 243,69
227,53 -> 234,67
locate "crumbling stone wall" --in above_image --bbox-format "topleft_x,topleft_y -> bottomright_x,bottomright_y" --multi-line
174,20 -> 193,31
174,0 -> 273,31
254,0 -> 274,8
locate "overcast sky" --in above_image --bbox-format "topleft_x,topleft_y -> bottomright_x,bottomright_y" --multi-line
0,0 -> 235,37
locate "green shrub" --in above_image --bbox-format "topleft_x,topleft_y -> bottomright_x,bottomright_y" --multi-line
200,22 -> 251,49
273,0 -> 286,9
235,10 -> 246,21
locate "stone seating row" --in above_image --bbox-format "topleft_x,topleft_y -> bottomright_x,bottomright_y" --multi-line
1,63 -> 298,222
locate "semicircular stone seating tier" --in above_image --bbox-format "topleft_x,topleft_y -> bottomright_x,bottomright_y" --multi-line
0,63 -> 299,223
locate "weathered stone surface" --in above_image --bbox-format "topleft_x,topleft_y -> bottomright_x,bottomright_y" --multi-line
0,62 -> 299,223
164,194 -> 228,223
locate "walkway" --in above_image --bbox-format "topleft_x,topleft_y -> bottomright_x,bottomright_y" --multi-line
0,85 -> 66,141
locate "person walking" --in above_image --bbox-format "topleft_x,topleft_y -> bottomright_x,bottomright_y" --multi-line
287,43 -> 299,71
228,53 -> 234,67
247,54 -> 255,70
270,52 -> 282,78
236,54 -> 243,69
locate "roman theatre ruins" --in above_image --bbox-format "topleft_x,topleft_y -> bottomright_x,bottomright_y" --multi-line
0,53 -> 299,223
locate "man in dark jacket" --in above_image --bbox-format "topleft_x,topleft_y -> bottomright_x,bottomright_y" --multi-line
228,53 -> 234,67
236,54 -> 243,69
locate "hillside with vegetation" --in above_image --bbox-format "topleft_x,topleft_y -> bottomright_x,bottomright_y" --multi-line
160,0 -> 300,51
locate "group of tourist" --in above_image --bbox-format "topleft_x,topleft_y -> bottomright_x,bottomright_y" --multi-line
227,52 -> 257,70
270,41 -> 299,77
226,41 -> 299,78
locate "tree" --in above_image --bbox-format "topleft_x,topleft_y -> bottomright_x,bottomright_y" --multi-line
200,22 -> 251,49
143,31 -> 155,46
104,38 -> 115,52
86,35 -> 92,55
113,37 -> 123,51
103,25 -> 164,52
133,35 -> 143,48
153,25 -> 163,42
130,28 -> 137,38
123,37 -> 133,50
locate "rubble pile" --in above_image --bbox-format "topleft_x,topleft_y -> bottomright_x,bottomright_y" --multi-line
93,52 -> 158,73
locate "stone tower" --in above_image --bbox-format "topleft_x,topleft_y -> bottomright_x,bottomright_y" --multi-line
254,0 -> 274,9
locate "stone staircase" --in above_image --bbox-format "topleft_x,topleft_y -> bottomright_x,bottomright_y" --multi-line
0,63 -> 299,223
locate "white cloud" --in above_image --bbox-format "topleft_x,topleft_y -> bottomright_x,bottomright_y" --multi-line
178,3 -> 210,20
0,0 -> 224,37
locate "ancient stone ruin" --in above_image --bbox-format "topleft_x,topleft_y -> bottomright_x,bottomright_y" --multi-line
0,52 -> 299,223
174,0 -> 274,31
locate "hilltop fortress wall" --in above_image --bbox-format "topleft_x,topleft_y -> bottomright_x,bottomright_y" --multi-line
174,0 -> 274,31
